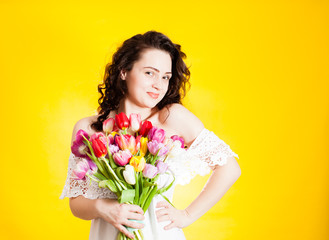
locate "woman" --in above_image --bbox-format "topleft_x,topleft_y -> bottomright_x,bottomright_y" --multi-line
60,30 -> 241,240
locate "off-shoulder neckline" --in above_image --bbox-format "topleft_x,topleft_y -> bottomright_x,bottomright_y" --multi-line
185,128 -> 209,152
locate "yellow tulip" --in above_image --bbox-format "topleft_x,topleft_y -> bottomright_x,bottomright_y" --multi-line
140,137 -> 148,157
129,156 -> 146,172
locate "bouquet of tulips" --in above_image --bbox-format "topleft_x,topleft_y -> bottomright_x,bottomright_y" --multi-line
71,112 -> 186,240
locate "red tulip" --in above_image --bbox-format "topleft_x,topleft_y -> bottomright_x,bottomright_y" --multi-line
115,112 -> 129,130
90,132 -> 107,146
139,120 -> 153,137
91,138 -> 108,158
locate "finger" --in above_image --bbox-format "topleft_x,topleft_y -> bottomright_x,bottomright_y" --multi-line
116,224 -> 135,239
127,204 -> 144,215
127,212 -> 145,221
157,214 -> 171,223
156,201 -> 169,208
123,219 -> 145,229
164,221 -> 176,231
155,208 -> 168,218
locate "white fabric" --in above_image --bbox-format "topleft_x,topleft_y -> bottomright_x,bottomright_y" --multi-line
60,128 -> 239,240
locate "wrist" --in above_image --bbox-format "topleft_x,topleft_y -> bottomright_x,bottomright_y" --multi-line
183,208 -> 195,226
94,199 -> 104,219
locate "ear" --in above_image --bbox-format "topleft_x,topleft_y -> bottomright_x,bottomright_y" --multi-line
120,69 -> 127,80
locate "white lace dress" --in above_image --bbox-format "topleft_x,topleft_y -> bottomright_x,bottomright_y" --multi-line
60,128 -> 239,240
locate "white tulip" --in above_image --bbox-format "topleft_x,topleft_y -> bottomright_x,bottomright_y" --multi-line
123,165 -> 136,185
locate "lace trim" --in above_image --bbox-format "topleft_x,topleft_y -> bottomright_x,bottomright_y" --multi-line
59,153 -> 118,200
167,128 -> 239,186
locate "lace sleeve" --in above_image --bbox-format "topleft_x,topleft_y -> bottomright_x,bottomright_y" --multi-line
59,152 -> 118,200
168,128 -> 239,186
187,128 -> 239,167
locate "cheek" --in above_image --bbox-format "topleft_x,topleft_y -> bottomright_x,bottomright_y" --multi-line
163,82 -> 170,93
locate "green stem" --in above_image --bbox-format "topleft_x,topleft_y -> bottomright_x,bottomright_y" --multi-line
101,157 -> 127,190
85,172 -> 100,183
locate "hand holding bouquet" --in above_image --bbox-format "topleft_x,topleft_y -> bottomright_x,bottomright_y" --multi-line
71,112 -> 186,240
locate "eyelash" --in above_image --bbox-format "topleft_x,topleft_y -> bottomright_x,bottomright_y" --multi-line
145,72 -> 170,80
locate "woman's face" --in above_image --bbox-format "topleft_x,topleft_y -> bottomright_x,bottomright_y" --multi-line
122,48 -> 172,109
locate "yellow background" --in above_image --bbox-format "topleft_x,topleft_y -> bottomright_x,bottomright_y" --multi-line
1,0 -> 328,239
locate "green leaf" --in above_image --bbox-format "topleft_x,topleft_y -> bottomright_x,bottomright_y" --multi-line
115,167 -> 125,182
98,180 -> 118,193
119,189 -> 135,203
142,185 -> 158,212
108,153 -> 117,169
94,172 -> 106,181
134,172 -> 139,204
159,193 -> 176,208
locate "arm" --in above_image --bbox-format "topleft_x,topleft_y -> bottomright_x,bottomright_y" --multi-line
156,156 -> 241,230
156,103 -> 241,229
184,156 -> 241,224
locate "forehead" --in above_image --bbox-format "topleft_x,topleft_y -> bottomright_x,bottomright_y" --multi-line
134,49 -> 172,71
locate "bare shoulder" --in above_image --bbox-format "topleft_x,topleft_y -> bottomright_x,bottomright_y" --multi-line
71,115 -> 98,145
161,103 -> 205,146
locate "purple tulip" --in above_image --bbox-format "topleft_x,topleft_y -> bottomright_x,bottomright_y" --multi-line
148,127 -> 166,143
71,130 -> 90,158
87,159 -> 98,174
147,140 -> 169,156
156,160 -> 168,174
170,135 -> 185,148
143,163 -> 158,179
108,144 -> 119,154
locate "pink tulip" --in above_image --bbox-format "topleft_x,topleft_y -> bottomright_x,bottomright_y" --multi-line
143,163 -> 158,179
115,134 -> 137,154
71,129 -> 90,158
147,140 -> 169,156
72,159 -> 90,180
135,135 -> 142,151
170,135 -> 185,148
129,113 -> 141,132
148,127 -> 166,143
115,134 -> 129,150
126,135 -> 137,155
107,134 -> 114,145
156,160 -> 168,174
103,118 -> 115,133
113,149 -> 132,166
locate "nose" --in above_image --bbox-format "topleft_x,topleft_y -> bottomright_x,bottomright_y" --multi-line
152,75 -> 162,90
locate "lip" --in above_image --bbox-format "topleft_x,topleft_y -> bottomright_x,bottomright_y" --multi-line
147,92 -> 160,99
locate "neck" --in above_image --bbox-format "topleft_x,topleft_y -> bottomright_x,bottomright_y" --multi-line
116,98 -> 157,121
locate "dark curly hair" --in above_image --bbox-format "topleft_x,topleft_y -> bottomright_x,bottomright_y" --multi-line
91,30 -> 191,132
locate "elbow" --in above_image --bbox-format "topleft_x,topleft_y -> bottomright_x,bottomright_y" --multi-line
69,197 -> 83,219
234,162 -> 242,181
69,198 -> 78,217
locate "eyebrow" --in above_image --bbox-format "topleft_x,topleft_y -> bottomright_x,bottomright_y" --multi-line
143,66 -> 172,74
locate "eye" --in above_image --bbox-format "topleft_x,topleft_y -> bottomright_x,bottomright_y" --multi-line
145,71 -> 154,76
163,75 -> 171,80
